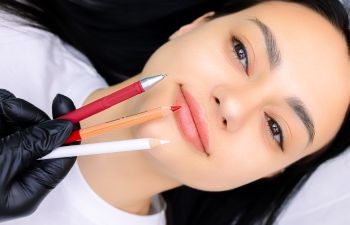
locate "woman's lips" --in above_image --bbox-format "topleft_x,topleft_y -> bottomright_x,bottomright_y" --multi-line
175,85 -> 209,155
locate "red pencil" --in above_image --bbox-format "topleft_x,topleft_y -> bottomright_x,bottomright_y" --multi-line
58,74 -> 166,124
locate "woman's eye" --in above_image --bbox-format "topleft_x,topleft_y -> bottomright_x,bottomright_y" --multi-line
265,113 -> 284,151
232,37 -> 249,72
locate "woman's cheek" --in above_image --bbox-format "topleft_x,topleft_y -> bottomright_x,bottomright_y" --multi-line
143,34 -> 226,86
203,126 -> 277,189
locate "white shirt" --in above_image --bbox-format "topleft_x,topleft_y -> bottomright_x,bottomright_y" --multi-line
0,12 -> 166,225
3,163 -> 166,225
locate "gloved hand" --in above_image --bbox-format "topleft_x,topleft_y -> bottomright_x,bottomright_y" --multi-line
0,89 -> 78,222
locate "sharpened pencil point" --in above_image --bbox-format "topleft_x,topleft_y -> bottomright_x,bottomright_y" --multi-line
171,106 -> 181,112
160,140 -> 170,144
140,74 -> 166,91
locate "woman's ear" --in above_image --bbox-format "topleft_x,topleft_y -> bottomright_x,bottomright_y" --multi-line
169,12 -> 215,40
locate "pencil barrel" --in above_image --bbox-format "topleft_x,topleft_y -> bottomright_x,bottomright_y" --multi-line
63,106 -> 172,144
41,138 -> 154,160
58,81 -> 144,124
81,108 -> 166,139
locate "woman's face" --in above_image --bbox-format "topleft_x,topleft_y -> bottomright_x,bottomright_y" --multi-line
132,1 -> 350,191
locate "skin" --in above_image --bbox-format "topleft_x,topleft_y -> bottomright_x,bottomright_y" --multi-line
77,1 -> 350,216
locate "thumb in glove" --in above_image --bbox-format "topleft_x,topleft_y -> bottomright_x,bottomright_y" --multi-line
31,94 -> 79,193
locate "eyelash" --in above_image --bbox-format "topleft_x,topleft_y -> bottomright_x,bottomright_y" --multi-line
265,113 -> 285,151
232,36 -> 249,73
231,37 -> 284,151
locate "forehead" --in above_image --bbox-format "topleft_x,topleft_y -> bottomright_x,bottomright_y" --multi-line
225,2 -> 350,149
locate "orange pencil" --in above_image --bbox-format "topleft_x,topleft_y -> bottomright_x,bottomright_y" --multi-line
64,106 -> 181,144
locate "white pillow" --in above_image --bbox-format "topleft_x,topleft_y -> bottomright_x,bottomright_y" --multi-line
276,146 -> 350,225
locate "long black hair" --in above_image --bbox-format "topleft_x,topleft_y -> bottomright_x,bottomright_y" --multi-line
0,0 -> 349,225
163,2 -> 350,225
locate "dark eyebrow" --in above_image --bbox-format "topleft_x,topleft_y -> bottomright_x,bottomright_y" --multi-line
286,97 -> 315,145
248,18 -> 281,69
248,18 -> 314,145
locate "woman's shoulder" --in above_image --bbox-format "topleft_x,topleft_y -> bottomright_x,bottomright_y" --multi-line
0,10 -> 54,43
0,10 -> 107,116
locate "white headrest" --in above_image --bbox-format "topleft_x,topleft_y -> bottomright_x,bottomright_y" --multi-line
276,146 -> 350,224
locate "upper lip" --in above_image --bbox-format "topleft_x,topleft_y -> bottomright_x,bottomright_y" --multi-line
180,85 -> 210,155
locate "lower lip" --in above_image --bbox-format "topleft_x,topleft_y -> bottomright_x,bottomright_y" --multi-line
175,86 -> 209,155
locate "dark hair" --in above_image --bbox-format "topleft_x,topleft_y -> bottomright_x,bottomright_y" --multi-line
0,1 -> 348,225
0,0 -> 221,84
163,1 -> 350,225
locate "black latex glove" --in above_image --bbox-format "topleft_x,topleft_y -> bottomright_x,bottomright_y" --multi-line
0,89 -> 78,222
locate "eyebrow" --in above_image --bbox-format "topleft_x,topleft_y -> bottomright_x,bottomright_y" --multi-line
248,18 -> 281,69
248,18 -> 315,145
286,97 -> 315,145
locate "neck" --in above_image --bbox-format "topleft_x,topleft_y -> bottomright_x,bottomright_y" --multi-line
77,75 -> 180,215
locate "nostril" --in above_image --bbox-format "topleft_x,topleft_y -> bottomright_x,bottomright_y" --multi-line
215,97 -> 220,105
222,118 -> 227,126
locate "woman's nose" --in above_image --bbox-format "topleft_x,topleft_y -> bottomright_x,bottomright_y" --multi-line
213,85 -> 263,132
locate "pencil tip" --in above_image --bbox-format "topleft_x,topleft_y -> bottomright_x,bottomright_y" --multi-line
171,105 -> 182,112
160,139 -> 170,144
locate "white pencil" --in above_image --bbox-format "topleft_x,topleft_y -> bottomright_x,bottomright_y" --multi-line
39,138 -> 169,160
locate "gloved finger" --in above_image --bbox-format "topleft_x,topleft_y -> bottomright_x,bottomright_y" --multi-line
51,94 -> 78,165
0,119 -> 73,184
52,94 -> 76,119
23,157 -> 75,191
0,98 -> 50,136
3,157 -> 76,217
0,89 -> 15,101
0,89 -> 16,136
0,98 -> 49,125
52,93 -> 80,137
